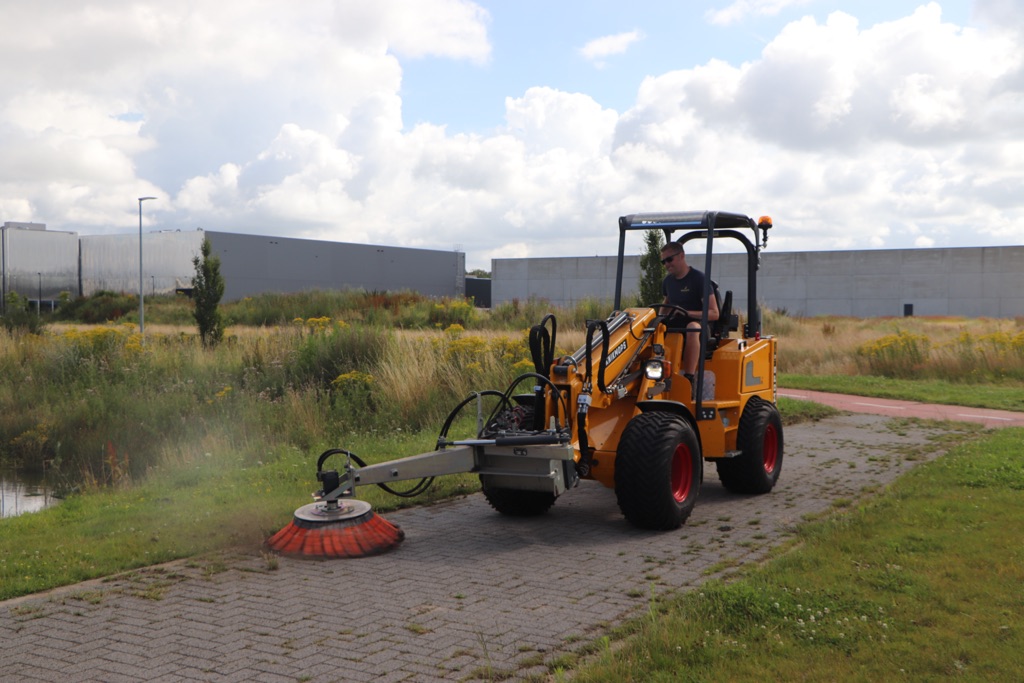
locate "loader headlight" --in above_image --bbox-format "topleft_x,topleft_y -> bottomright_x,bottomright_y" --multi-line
644,359 -> 671,381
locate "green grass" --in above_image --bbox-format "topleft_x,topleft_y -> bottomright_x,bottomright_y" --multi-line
0,429 -> 479,601
566,427 -> 1024,682
776,395 -> 841,423
781,373 -> 1024,412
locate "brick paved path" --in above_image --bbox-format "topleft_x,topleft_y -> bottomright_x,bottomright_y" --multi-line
0,413 -> 966,682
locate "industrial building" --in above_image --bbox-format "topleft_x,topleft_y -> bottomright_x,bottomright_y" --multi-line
2,222 -> 466,312
3,220 -> 1022,319
0,222 -> 79,311
492,245 -> 1024,318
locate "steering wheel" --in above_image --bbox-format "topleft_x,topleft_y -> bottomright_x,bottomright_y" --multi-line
653,303 -> 696,320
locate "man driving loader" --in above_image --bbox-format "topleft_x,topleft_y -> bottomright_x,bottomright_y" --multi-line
659,242 -> 719,382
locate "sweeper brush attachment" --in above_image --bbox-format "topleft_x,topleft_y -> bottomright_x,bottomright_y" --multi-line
265,499 -> 404,559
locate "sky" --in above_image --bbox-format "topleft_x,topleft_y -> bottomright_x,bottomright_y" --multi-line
1,1 -> 1021,272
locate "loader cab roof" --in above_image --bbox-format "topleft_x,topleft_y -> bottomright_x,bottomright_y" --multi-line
613,210 -> 772,338
619,211 -> 757,232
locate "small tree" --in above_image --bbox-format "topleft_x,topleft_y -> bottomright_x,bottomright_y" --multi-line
638,229 -> 666,306
1,291 -> 46,334
191,238 -> 225,347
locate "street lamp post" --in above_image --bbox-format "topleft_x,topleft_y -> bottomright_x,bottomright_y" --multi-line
138,197 -> 156,340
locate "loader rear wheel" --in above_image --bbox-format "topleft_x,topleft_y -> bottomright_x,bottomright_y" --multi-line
481,485 -> 556,517
615,411 -> 702,530
716,396 -> 784,494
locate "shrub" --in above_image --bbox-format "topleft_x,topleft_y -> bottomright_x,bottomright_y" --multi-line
425,297 -> 477,328
855,331 -> 930,378
1,292 -> 46,334
289,320 -> 391,392
56,290 -> 136,324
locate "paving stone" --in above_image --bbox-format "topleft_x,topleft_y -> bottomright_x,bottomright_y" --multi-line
0,412 -> 992,681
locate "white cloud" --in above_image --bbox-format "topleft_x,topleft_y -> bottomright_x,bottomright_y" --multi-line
0,1 -> 1022,272
706,0 -> 813,26
579,30 -> 645,67
333,0 -> 491,63
503,87 -> 618,155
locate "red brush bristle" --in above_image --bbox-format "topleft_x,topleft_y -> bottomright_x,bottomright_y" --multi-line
266,509 -> 404,559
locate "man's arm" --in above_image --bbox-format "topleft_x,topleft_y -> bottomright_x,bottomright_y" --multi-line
671,294 -> 718,321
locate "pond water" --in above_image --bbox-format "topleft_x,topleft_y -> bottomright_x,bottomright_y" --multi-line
0,468 -> 60,518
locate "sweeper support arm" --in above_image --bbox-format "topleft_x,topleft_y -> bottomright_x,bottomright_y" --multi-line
317,437 -> 576,504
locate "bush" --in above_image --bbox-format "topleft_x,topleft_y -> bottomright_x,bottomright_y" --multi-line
486,297 -> 557,329
1,292 -> 46,334
856,331 -> 930,378
56,290 -> 136,324
289,319 -> 392,392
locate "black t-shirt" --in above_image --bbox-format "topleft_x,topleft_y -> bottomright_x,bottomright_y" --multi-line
662,267 -> 707,313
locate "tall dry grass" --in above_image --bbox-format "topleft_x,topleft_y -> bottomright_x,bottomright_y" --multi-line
769,312 -> 1024,381
4,306 -> 1022,494
0,319 -> 538,488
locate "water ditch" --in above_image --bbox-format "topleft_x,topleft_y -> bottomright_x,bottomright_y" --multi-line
0,468 -> 60,518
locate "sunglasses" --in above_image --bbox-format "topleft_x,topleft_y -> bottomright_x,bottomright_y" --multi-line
661,253 -> 680,265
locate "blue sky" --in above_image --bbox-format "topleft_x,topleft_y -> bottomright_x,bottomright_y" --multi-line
403,1 -> 972,132
0,1 -> 1020,272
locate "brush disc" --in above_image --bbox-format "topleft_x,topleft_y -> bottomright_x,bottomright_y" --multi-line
266,500 -> 404,559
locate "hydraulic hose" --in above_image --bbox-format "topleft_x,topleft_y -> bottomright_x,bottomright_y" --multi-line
529,314 -> 557,377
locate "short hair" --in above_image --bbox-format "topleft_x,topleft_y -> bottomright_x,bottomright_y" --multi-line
661,243 -> 683,256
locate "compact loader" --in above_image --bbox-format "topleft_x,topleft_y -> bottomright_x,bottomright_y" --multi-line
274,211 -> 782,555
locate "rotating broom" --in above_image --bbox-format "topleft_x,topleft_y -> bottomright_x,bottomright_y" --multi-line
266,377 -> 573,560
266,448 -> 411,559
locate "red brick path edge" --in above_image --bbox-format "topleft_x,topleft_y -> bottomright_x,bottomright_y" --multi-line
779,388 -> 1024,428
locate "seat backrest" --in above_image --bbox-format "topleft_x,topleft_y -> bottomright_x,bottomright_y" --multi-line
706,288 -> 739,356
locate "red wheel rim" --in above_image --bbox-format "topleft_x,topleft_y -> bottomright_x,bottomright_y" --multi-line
762,423 -> 778,473
670,442 -> 693,502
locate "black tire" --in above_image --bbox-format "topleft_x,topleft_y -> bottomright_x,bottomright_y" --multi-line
615,411 -> 702,530
481,484 -> 556,516
716,396 -> 784,494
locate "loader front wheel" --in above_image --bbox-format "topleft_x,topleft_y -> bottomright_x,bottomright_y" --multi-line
716,396 -> 784,494
481,485 -> 556,517
615,411 -> 702,530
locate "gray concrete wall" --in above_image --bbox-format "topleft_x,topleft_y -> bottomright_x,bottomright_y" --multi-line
205,232 -> 465,301
493,256 -> 636,307
492,246 -> 1024,318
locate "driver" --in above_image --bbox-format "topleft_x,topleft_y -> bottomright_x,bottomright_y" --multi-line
659,242 -> 719,382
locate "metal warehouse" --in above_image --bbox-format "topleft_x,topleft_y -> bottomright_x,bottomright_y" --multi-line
2,223 -> 466,311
